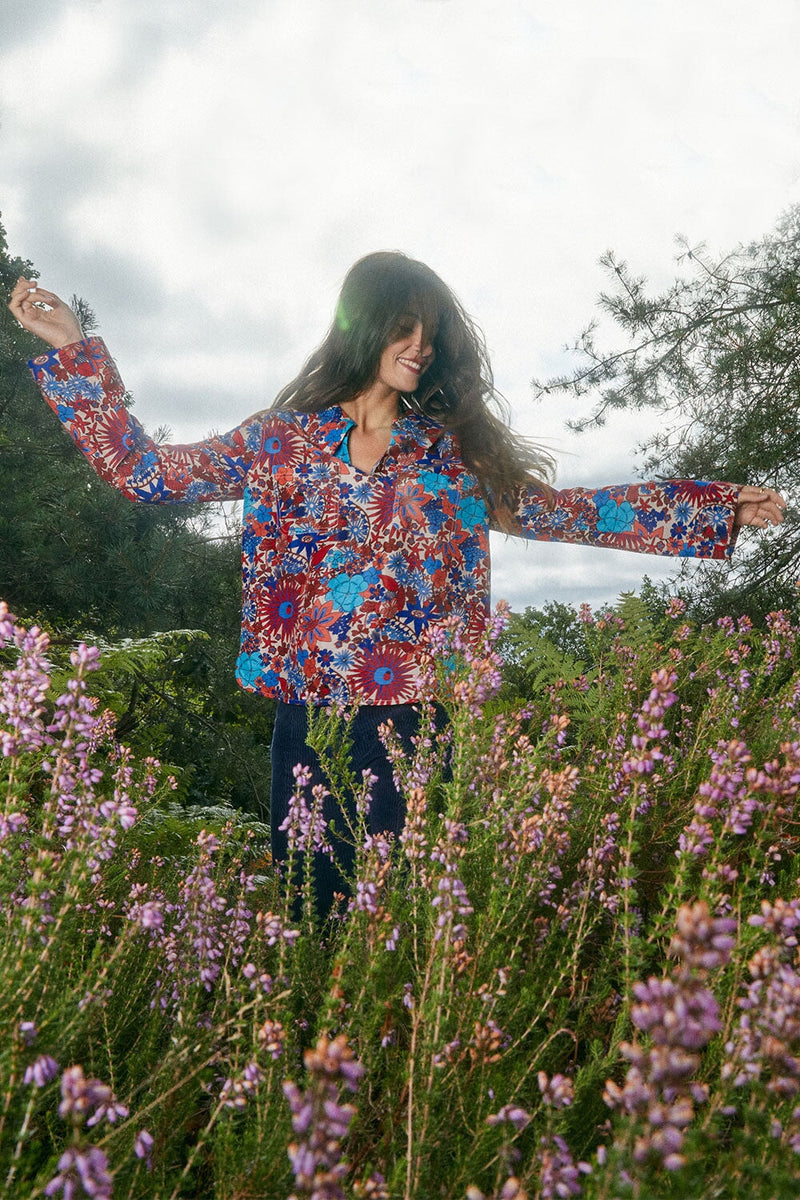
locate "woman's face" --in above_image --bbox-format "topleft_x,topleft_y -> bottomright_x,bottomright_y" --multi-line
376,314 -> 436,394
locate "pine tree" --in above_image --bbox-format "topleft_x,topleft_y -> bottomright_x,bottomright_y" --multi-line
0,216 -> 239,637
1,219 -> 274,814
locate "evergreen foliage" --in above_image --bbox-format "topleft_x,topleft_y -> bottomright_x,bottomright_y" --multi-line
0,215 -> 242,638
1,218 -> 274,814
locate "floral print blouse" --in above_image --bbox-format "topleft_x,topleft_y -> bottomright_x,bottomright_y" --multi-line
30,338 -> 741,706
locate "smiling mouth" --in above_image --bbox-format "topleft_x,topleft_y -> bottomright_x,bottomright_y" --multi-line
397,357 -> 424,373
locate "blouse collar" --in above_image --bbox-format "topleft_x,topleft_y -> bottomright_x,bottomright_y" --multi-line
310,405 -> 445,456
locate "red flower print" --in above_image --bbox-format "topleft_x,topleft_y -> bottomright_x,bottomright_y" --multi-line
394,482 -> 427,525
367,483 -> 396,528
297,600 -> 339,649
261,419 -> 303,468
71,341 -> 108,377
94,409 -> 135,464
259,578 -> 305,635
666,480 -> 728,505
352,644 -> 417,703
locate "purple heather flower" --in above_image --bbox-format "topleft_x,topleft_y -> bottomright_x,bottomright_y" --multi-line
257,911 -> 300,947
258,1019 -> 285,1059
353,1171 -> 389,1199
57,1065 -> 128,1128
622,669 -> 677,775
604,902 -> 732,1171
0,604 -> 52,758
748,898 -> 800,946
486,1104 -> 531,1131
85,1083 -> 129,1127
0,810 -> 28,839
128,897 -> 164,931
538,1071 -> 575,1108
220,1060 -> 264,1110
537,1133 -> 591,1199
283,1034 -> 363,1199
278,768 -> 333,858
19,1020 -> 37,1046
44,1145 -> 112,1199
134,1128 -> 154,1168
152,830 -> 262,1009
385,925 -> 400,951
722,941 -> 800,1097
670,901 -> 737,974
24,1055 -> 59,1088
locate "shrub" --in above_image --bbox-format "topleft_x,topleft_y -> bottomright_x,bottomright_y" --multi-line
2,596 -> 800,1198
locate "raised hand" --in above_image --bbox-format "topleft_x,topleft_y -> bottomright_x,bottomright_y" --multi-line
8,276 -> 84,349
733,485 -> 787,530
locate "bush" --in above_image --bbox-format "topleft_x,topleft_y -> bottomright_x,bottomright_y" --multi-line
2,595 -> 800,1198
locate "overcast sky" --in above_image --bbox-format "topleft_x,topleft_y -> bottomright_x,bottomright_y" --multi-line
2,0 -> 799,612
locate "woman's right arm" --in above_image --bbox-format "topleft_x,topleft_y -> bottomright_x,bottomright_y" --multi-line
9,278 -> 263,504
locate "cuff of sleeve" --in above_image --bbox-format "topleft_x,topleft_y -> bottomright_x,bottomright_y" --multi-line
720,482 -> 742,558
29,334 -> 102,365
29,338 -> 122,391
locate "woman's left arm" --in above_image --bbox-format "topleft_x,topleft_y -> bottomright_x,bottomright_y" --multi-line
508,479 -> 786,561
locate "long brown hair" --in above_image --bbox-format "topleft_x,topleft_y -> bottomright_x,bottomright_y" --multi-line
269,251 -> 554,515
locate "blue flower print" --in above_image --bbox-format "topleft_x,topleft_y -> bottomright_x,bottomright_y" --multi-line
305,491 -> 327,522
417,470 -> 453,498
332,648 -> 355,672
457,495 -> 488,531
187,480 -> 212,502
635,507 -> 661,533
236,650 -> 267,688
324,548 -> 353,572
289,526 -> 327,557
461,536 -> 482,570
310,462 -> 335,483
397,601 -> 438,635
424,504 -> 447,534
596,498 -> 636,533
130,451 -> 159,487
327,572 -> 370,612
82,380 -> 105,402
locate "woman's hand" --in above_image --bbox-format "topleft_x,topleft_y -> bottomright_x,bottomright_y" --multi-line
733,485 -> 787,530
8,277 -> 84,349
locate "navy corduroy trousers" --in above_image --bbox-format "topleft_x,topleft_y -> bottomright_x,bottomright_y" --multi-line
270,701 -> 432,910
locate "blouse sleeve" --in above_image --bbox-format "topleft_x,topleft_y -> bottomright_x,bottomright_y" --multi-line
507,479 -> 741,560
29,338 -> 264,504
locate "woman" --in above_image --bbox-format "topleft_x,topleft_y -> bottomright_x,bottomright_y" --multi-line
8,253 -> 786,905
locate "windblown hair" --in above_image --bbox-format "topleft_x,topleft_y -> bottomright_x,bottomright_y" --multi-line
269,251 -> 554,517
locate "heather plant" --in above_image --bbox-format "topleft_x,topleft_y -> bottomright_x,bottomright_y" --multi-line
3,593 -> 800,1198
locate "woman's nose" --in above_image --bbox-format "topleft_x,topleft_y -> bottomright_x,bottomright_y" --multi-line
412,322 -> 432,356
